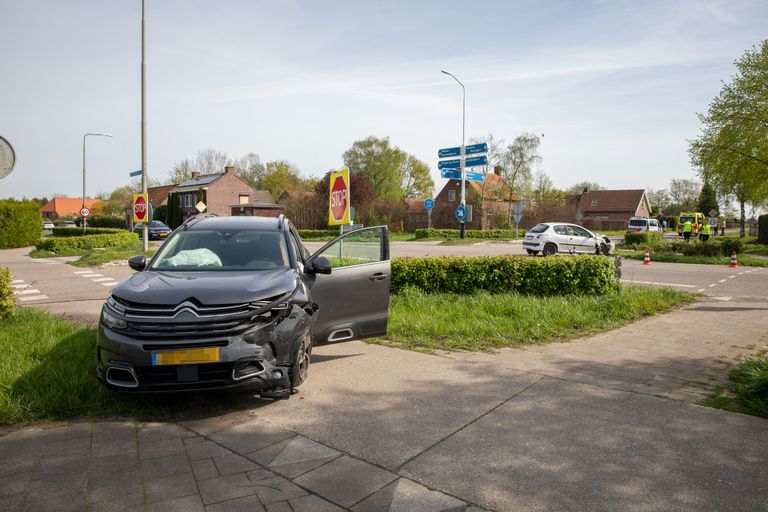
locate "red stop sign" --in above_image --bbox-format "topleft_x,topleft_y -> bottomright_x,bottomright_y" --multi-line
134,195 -> 147,221
330,175 -> 347,222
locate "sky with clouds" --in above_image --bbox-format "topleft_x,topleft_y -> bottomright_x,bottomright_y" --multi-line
1,0 -> 767,200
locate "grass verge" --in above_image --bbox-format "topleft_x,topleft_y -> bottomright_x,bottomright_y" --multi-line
616,249 -> 768,267
375,284 -> 695,352
0,308 -> 248,425
29,242 -> 154,268
703,354 -> 768,419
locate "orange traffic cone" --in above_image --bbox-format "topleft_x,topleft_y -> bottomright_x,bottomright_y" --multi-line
729,251 -> 739,268
643,248 -> 651,265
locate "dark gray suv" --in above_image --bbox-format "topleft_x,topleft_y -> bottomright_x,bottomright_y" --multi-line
97,215 -> 390,396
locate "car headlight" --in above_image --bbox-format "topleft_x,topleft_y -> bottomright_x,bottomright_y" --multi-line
101,308 -> 127,330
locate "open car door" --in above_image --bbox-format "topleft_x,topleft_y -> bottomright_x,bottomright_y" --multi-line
304,226 -> 390,344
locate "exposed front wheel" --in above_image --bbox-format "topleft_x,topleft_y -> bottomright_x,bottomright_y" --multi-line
526,249 -> 540,255
290,334 -> 312,388
600,243 -> 611,256
543,243 -> 557,257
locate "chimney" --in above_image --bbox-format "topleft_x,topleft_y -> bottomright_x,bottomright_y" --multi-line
225,165 -> 234,174
192,171 -> 200,179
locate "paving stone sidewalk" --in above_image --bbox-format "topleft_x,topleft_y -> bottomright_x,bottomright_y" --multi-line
0,416 -> 479,512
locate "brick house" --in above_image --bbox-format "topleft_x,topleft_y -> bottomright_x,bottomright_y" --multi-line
170,166 -> 268,220
231,190 -> 284,218
412,173 -> 522,230
147,185 -> 175,207
41,197 -> 102,220
565,189 -> 651,231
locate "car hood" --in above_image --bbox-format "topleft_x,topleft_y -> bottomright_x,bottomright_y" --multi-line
111,269 -> 298,305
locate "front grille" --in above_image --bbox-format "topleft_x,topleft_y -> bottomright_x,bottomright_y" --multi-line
139,362 -> 232,390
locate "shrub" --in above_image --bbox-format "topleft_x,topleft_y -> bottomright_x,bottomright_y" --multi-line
51,227 -> 126,237
84,216 -> 125,229
0,200 -> 41,249
0,268 -> 15,319
413,228 -> 518,240
35,231 -> 137,253
391,255 -> 618,296
729,356 -> 768,418
624,231 -> 664,247
759,215 -> 768,244
667,239 -> 744,257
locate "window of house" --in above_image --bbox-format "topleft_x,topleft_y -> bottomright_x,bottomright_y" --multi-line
590,199 -> 598,206
448,190 -> 456,202
184,194 -> 195,208
239,194 -> 249,205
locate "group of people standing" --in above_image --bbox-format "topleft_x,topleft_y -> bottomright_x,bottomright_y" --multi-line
682,219 -> 726,242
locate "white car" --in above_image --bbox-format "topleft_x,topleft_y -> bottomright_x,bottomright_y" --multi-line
523,222 -> 615,256
42,221 -> 55,230
626,217 -> 660,233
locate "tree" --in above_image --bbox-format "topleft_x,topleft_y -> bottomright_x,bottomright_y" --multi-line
168,158 -> 195,185
668,178 -> 701,211
646,189 -> 672,212
566,181 -> 604,195
689,40 -> 768,236
100,186 -> 134,217
696,180 -> 720,216
499,133 -> 540,221
195,148 -> 229,174
342,136 -> 434,201
528,170 -> 566,221
234,152 -> 266,190
261,161 -> 303,200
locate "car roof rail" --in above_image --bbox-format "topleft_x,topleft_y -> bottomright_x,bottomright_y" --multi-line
277,213 -> 285,230
182,213 -> 218,231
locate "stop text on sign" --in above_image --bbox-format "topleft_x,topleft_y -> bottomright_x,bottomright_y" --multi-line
327,168 -> 350,225
133,193 -> 149,223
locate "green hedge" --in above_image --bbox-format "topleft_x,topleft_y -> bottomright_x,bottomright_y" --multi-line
0,200 -> 41,249
35,231 -> 137,253
0,268 -> 15,319
624,231 -> 663,246
625,239 -> 744,257
51,227 -> 126,237
84,216 -> 125,228
298,230 -> 340,239
391,255 -> 618,296
759,215 -> 768,244
414,228 -> 518,240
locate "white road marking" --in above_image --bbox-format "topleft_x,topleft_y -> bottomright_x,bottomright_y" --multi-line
19,295 -> 48,301
738,272 -> 745,275
15,289 -> 42,295
728,275 -> 736,279
11,283 -> 31,289
719,279 -> 727,283
712,296 -> 732,301
622,280 -> 696,288
100,282 -> 117,287
74,270 -> 93,274
92,277 -> 114,282
11,279 -> 24,284
708,283 -> 717,288
697,288 -> 705,292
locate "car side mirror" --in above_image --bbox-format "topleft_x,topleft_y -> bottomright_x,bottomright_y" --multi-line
128,255 -> 146,271
307,256 -> 332,275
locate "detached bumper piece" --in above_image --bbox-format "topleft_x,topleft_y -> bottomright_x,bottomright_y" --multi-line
97,357 -> 290,393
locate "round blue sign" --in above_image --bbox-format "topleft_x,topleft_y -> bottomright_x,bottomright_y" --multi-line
455,204 -> 466,221
424,199 -> 435,210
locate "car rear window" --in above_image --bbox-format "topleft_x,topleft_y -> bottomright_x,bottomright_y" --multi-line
529,223 -> 549,233
679,216 -> 694,223
629,219 -> 649,227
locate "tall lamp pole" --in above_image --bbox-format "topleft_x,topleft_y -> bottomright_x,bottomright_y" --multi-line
140,0 -> 149,251
83,133 -> 112,234
441,70 -> 466,239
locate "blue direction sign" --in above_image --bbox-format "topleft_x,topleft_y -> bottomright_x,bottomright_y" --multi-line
465,155 -> 488,167
438,146 -> 461,158
438,158 -> 461,170
129,169 -> 142,177
465,143 -> 488,155
424,199 -> 435,210
455,204 -> 466,222
465,171 -> 485,182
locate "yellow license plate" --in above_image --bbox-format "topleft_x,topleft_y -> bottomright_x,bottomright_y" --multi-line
151,347 -> 220,366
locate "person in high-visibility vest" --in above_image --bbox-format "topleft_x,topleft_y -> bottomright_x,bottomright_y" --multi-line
701,222 -> 711,243
683,219 -> 693,242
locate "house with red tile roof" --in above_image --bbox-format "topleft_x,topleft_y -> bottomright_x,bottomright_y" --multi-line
41,197 -> 102,220
565,189 -> 651,231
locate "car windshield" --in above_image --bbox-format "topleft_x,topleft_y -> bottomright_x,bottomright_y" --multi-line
529,223 -> 549,233
680,216 -> 694,223
150,221 -> 167,228
629,219 -> 648,227
150,229 -> 289,271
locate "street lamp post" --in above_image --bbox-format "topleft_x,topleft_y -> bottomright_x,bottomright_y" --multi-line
82,133 -> 112,234
441,70 -> 466,239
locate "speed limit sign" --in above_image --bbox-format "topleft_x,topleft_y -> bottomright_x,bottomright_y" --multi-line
80,207 -> 91,218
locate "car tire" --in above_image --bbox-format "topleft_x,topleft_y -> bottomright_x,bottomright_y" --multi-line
290,333 -> 312,388
527,250 -> 539,256
543,243 -> 557,257
600,243 -> 611,256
